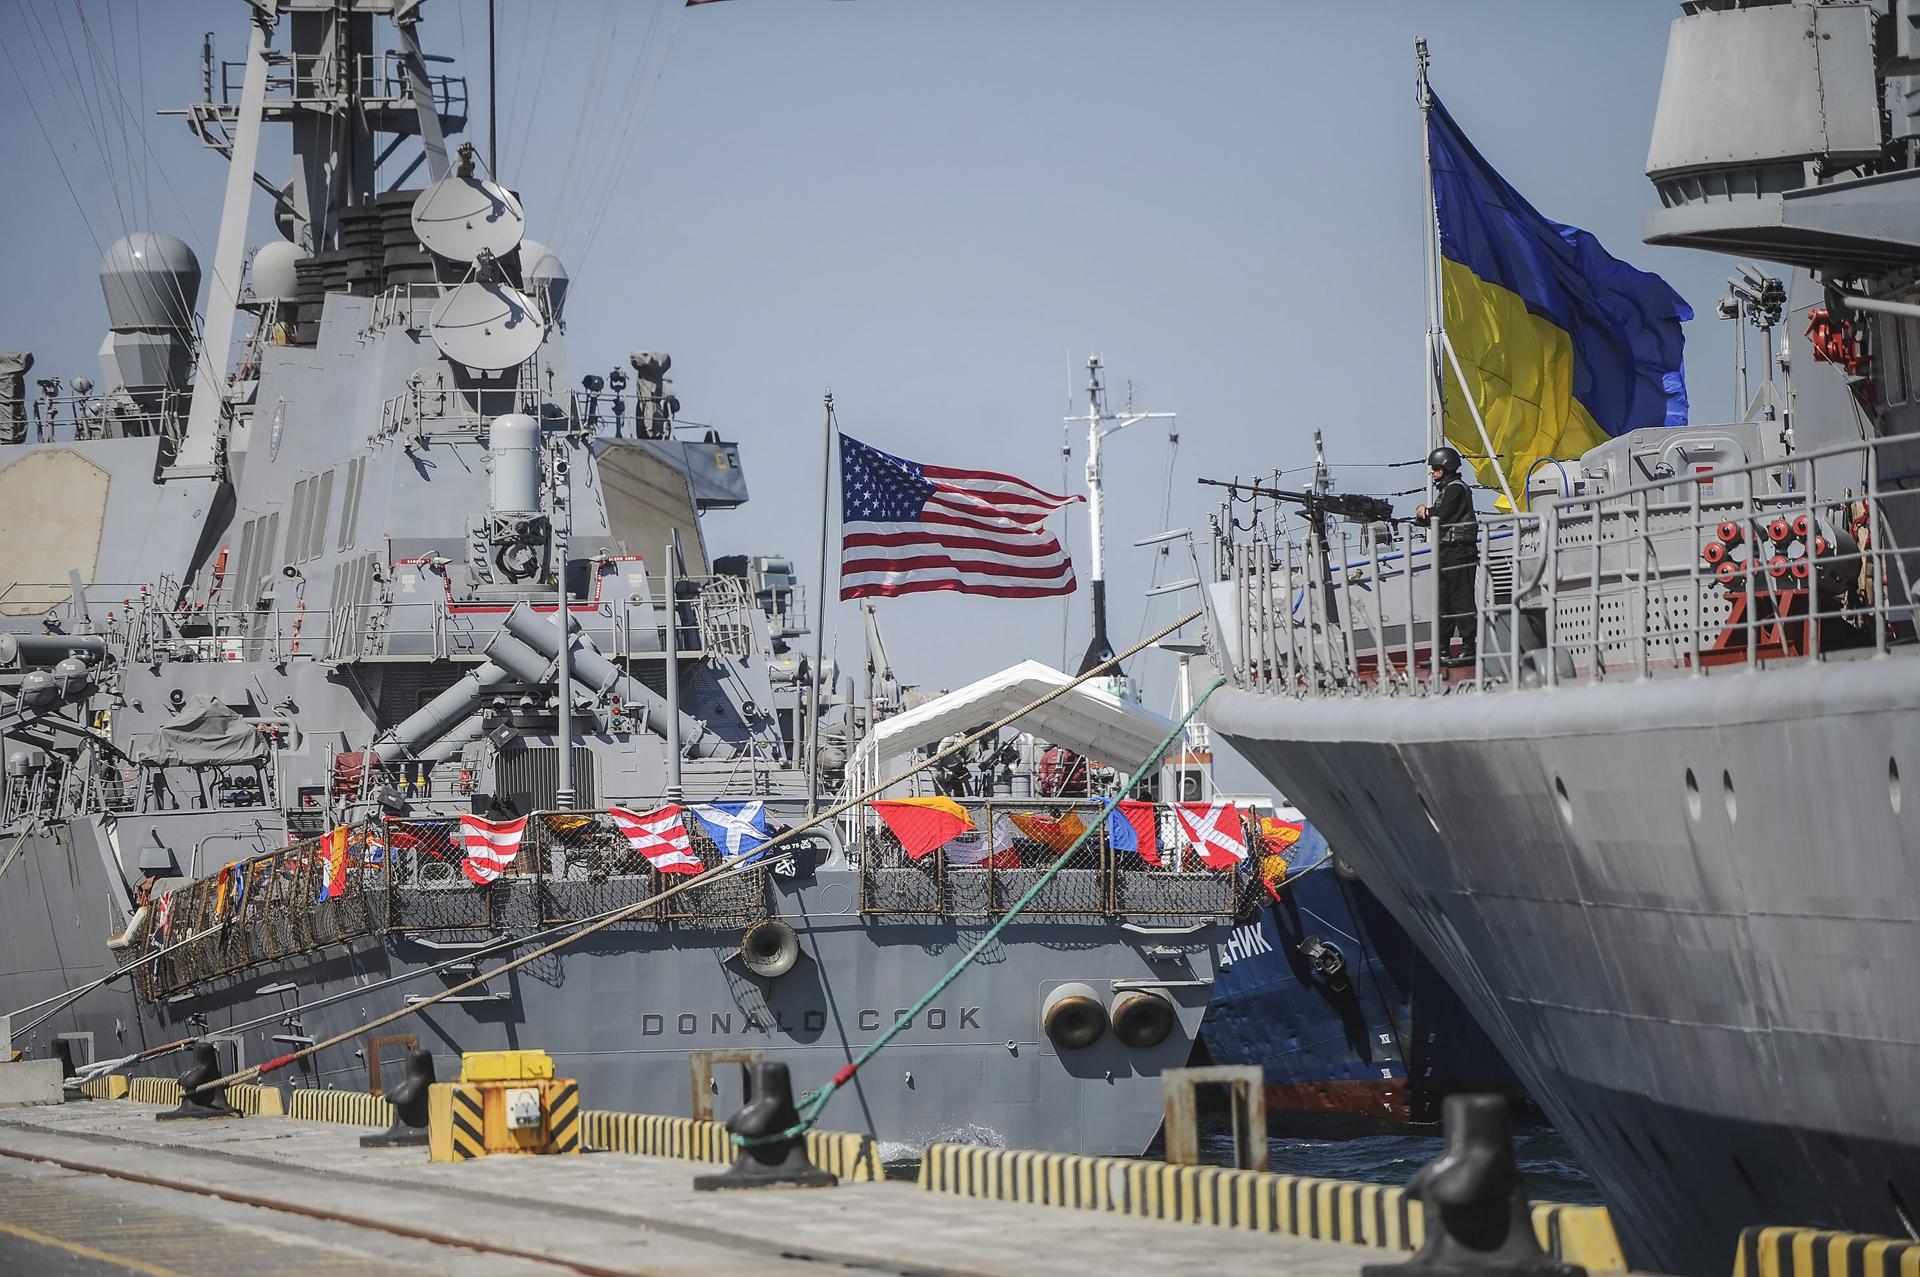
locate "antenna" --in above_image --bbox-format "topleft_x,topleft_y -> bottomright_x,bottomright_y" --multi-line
428,255 -> 543,371
410,168 -> 526,262
1071,355 -> 1176,687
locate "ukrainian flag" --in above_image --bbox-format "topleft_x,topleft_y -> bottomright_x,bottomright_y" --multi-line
1430,94 -> 1691,504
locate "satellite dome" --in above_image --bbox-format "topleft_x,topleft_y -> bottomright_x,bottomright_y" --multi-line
99,232 -> 201,332
250,241 -> 303,304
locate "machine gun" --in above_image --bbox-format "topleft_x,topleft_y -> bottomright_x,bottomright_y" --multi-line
1200,477 -> 1398,625
1199,477 -> 1394,529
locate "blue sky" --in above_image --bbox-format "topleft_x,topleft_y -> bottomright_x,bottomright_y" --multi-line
2,0 -> 1737,788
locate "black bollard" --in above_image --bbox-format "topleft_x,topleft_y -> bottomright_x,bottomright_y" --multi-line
361,1048 -> 436,1148
156,1042 -> 239,1121
1362,1094 -> 1583,1277
692,1061 -> 837,1191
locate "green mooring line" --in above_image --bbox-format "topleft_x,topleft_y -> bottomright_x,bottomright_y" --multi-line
738,675 -> 1231,1147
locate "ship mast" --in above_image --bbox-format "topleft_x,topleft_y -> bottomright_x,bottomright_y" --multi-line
172,0 -> 459,475
1073,357 -> 1174,682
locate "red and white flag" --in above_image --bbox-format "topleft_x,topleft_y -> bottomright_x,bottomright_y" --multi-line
154,890 -> 173,940
609,804 -> 703,875
458,814 -> 527,885
1174,801 -> 1249,871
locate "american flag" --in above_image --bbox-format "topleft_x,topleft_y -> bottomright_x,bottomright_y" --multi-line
839,434 -> 1082,600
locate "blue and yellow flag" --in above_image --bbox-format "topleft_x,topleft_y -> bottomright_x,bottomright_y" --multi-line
1430,94 -> 1691,504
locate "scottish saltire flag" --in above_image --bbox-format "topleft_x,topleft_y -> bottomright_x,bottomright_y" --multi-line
839,435 -> 1082,600
1430,94 -> 1691,504
691,801 -> 775,860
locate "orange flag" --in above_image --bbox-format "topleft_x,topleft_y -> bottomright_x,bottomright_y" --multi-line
872,797 -> 974,860
317,826 -> 351,901
1005,810 -> 1088,856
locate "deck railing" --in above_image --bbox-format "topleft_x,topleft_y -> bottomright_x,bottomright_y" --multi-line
136,808 -> 777,997
1217,431 -> 1920,698
146,821 -> 384,998
854,799 -> 1243,919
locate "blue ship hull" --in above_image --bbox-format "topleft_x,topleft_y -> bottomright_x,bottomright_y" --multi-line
1203,835 -> 1526,1128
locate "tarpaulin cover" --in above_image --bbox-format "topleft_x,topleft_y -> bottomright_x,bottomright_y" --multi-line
133,695 -> 269,765
849,659 -> 1176,796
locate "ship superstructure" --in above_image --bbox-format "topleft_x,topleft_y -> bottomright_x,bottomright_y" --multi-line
1202,3 -> 1920,1271
0,0 -> 1234,1158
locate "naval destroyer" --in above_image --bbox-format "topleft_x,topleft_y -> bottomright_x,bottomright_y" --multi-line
1203,2 -> 1920,1270
0,0 -> 1238,1158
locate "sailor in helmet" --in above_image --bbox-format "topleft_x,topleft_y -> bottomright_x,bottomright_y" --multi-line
1415,445 -> 1479,668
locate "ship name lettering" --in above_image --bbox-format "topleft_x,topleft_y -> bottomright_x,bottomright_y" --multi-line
1219,923 -> 1274,966
642,1008 -> 977,1036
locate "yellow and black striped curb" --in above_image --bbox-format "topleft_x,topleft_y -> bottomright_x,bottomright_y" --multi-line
78,1075 -> 128,1100
227,1082 -> 284,1116
1533,1202 -> 1626,1274
548,1080 -> 580,1155
578,1110 -> 878,1181
128,1076 -> 182,1106
917,1146 -> 1623,1271
287,1086 -> 394,1126
805,1128 -> 879,1182
427,1082 -> 487,1162
1734,1225 -> 1920,1277
581,1110 -> 730,1162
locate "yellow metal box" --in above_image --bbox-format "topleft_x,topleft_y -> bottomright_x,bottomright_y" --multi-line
429,1077 -> 581,1162
459,1049 -> 554,1082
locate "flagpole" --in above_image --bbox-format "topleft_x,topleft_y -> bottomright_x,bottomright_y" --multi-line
554,421 -> 575,811
807,390 -> 835,818
1417,36 -> 1443,458
1439,332 -> 1519,511
664,537 -> 682,803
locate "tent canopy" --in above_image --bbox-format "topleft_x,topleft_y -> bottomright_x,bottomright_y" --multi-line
850,659 -> 1176,793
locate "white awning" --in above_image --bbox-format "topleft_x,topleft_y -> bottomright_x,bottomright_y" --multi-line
848,659 -> 1176,797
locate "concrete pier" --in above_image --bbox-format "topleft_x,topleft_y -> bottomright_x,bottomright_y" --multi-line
0,1101 -> 1377,1277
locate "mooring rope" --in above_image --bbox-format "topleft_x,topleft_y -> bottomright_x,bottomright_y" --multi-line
735,674 -> 1230,1148
176,609 -> 1206,1097
9,920 -> 227,1034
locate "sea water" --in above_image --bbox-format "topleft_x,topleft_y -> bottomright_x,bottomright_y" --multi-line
1198,1125 -> 1601,1205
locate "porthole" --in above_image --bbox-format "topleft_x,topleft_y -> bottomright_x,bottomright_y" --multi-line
1684,769 -> 1701,822
1722,770 -> 1738,824
1418,793 -> 1440,834
1891,758 -> 1903,816
1553,776 -> 1572,827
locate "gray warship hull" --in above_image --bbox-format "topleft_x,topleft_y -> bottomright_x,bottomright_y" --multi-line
0,0 -> 1233,1165
0,805 -> 1214,1157
1192,3 -> 1920,1269
1209,659 -> 1920,1274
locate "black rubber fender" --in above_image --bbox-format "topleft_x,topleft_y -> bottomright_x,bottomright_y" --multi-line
1109,989 -> 1176,1049
1041,981 -> 1108,1050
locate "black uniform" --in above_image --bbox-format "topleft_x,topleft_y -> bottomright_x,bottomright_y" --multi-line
1432,475 -> 1478,658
